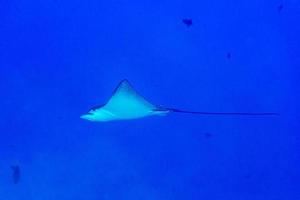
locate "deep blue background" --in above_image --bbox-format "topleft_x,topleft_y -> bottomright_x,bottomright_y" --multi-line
0,0 -> 299,199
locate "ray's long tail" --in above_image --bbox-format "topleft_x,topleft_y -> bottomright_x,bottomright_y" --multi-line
165,108 -> 279,116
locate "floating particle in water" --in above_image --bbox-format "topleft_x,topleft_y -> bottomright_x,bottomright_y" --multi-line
204,132 -> 213,139
278,4 -> 284,12
244,173 -> 252,179
226,52 -> 232,59
10,165 -> 20,184
182,19 -> 193,27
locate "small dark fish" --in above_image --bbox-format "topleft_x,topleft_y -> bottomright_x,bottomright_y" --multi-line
182,19 -> 193,27
204,132 -> 213,139
278,4 -> 284,12
10,165 -> 20,184
226,52 -> 232,59
244,173 -> 252,179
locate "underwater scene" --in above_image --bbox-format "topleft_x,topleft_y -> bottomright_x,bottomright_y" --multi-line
0,0 -> 299,199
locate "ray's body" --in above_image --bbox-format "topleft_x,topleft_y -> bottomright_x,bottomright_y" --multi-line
80,79 -> 278,122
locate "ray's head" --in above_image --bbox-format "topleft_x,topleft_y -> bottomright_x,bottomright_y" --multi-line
80,105 -> 114,122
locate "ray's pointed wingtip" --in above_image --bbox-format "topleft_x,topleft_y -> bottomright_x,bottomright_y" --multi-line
120,78 -> 130,83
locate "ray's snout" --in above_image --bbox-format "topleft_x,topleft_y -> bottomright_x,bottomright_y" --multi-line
80,113 -> 94,121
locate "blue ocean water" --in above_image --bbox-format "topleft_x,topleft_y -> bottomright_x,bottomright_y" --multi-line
0,0 -> 299,199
